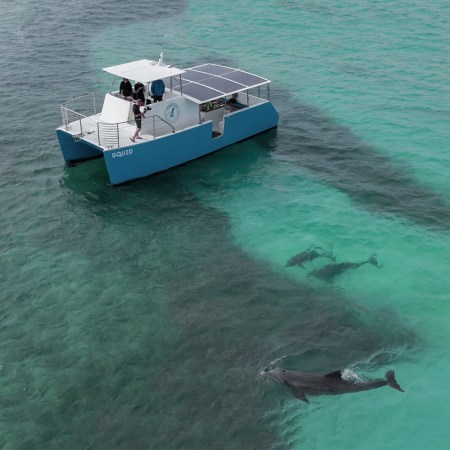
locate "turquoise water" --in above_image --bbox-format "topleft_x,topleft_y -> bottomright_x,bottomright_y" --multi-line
1,0 -> 450,448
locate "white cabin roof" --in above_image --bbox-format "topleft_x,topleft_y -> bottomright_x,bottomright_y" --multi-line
103,59 -> 185,84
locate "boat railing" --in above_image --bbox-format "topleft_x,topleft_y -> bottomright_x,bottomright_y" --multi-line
60,105 -> 99,140
61,93 -> 104,125
97,121 -> 129,148
61,93 -> 176,148
97,115 -> 175,148
60,92 -> 104,139
146,115 -> 176,138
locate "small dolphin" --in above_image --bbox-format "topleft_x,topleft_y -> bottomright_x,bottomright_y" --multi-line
309,254 -> 379,280
261,368 -> 404,403
286,247 -> 335,267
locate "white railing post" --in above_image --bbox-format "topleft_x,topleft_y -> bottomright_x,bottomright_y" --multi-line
61,106 -> 68,130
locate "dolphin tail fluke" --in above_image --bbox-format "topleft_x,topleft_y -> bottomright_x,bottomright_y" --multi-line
368,253 -> 380,268
323,251 -> 336,262
386,370 -> 404,392
285,262 -> 304,268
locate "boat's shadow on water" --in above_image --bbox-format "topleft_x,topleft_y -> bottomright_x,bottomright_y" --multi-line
271,90 -> 450,231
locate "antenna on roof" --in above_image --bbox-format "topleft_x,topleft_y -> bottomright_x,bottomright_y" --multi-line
158,52 -> 164,66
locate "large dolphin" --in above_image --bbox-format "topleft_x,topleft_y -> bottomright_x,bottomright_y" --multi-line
261,368 -> 404,403
309,254 -> 379,280
286,247 -> 335,267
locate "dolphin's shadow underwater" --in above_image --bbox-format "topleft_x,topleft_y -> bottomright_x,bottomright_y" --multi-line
308,254 -> 380,281
261,367 -> 404,403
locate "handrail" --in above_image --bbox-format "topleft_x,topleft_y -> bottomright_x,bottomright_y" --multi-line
60,106 -> 87,131
152,115 -> 175,137
61,93 -> 91,107
61,106 -> 87,120
60,93 -> 176,148
95,114 -> 175,146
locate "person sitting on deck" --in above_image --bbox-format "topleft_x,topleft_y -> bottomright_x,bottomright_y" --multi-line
119,78 -> 133,100
150,79 -> 165,102
227,92 -> 239,104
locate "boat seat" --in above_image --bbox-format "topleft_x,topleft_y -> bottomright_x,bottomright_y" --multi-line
100,93 -> 133,123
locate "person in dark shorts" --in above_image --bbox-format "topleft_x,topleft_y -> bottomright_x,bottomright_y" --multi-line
119,78 -> 133,99
131,99 -> 145,142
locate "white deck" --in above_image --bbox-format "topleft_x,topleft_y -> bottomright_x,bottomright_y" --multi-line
60,114 -> 175,149
61,117 -> 128,149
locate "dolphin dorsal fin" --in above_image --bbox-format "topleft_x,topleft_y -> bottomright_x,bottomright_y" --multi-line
324,370 -> 343,379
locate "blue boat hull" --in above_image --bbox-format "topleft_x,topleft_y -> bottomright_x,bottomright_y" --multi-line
56,129 -> 103,161
57,101 -> 278,185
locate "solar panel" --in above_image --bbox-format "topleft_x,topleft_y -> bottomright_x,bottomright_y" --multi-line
166,64 -> 270,103
179,82 -> 223,102
182,70 -> 212,83
221,70 -> 268,86
191,64 -> 232,76
199,76 -> 246,93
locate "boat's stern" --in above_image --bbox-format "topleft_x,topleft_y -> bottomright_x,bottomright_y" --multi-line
56,127 -> 103,162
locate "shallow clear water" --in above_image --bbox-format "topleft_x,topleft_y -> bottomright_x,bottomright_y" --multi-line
1,0 -> 450,448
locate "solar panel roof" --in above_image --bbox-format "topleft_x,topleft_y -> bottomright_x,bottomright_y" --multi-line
164,64 -> 271,103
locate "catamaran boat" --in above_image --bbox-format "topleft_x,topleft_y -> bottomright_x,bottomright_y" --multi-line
56,54 -> 279,185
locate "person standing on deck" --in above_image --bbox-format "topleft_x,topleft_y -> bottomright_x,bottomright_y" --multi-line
133,82 -> 146,103
130,100 -> 146,142
151,79 -> 165,102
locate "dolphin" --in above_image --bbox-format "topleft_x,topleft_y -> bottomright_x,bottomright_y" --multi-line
261,368 -> 404,403
308,254 -> 379,280
286,247 -> 335,267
